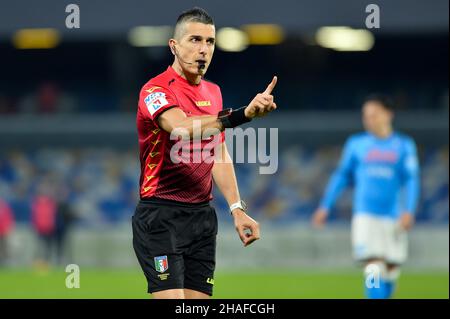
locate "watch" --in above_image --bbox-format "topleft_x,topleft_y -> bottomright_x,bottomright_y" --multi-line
230,200 -> 248,214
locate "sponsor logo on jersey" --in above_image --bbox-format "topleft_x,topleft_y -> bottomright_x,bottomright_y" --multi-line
367,165 -> 394,178
154,255 -> 168,273
195,100 -> 211,107
144,92 -> 169,115
365,149 -> 398,163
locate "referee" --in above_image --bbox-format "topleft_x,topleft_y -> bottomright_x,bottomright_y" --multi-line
132,7 -> 278,299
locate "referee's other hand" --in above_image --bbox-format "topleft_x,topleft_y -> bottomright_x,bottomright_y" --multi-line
245,76 -> 278,119
232,209 -> 260,247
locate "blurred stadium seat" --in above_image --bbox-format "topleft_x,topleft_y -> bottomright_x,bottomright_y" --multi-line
0,145 -> 447,225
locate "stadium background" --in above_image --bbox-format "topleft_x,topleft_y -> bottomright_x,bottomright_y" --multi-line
0,0 -> 448,298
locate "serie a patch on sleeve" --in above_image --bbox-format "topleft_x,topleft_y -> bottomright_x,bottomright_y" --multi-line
144,91 -> 169,116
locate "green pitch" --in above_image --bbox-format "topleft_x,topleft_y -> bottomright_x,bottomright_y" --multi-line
0,268 -> 447,299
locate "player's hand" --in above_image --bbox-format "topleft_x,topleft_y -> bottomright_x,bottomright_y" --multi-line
311,207 -> 328,229
232,209 -> 260,247
245,76 -> 278,119
399,212 -> 415,231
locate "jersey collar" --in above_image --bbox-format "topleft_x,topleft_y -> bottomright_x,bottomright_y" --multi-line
167,66 -> 202,87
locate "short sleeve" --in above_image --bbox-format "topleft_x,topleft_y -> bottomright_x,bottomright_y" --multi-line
139,85 -> 178,121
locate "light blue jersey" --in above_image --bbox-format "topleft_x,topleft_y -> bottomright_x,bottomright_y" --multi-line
320,132 -> 420,219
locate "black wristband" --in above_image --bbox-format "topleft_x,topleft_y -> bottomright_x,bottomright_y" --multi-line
219,106 -> 252,129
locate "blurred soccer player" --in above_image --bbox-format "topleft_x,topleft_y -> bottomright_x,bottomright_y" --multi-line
132,7 -> 278,299
0,199 -> 14,266
312,94 -> 420,299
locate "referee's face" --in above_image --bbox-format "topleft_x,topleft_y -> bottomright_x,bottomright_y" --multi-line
175,22 -> 216,77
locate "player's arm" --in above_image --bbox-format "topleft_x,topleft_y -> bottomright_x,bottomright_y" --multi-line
157,77 -> 278,137
212,142 -> 260,247
399,138 -> 420,231
312,138 -> 355,228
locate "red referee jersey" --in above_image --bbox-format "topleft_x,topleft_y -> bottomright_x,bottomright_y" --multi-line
136,66 -> 224,203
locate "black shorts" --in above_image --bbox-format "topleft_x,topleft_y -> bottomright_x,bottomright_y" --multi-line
132,198 -> 218,296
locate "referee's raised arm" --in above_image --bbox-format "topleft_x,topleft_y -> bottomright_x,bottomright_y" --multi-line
157,75 -> 278,138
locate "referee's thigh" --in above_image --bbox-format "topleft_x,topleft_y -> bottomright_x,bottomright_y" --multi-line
184,233 -> 217,295
183,206 -> 218,295
132,203 -> 184,293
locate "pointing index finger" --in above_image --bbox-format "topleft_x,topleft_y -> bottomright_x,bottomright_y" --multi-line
263,76 -> 277,95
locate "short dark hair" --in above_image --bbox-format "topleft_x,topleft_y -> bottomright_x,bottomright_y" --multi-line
174,7 -> 214,39
363,93 -> 395,112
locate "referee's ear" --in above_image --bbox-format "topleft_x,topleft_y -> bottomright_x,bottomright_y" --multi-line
169,39 -> 176,55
